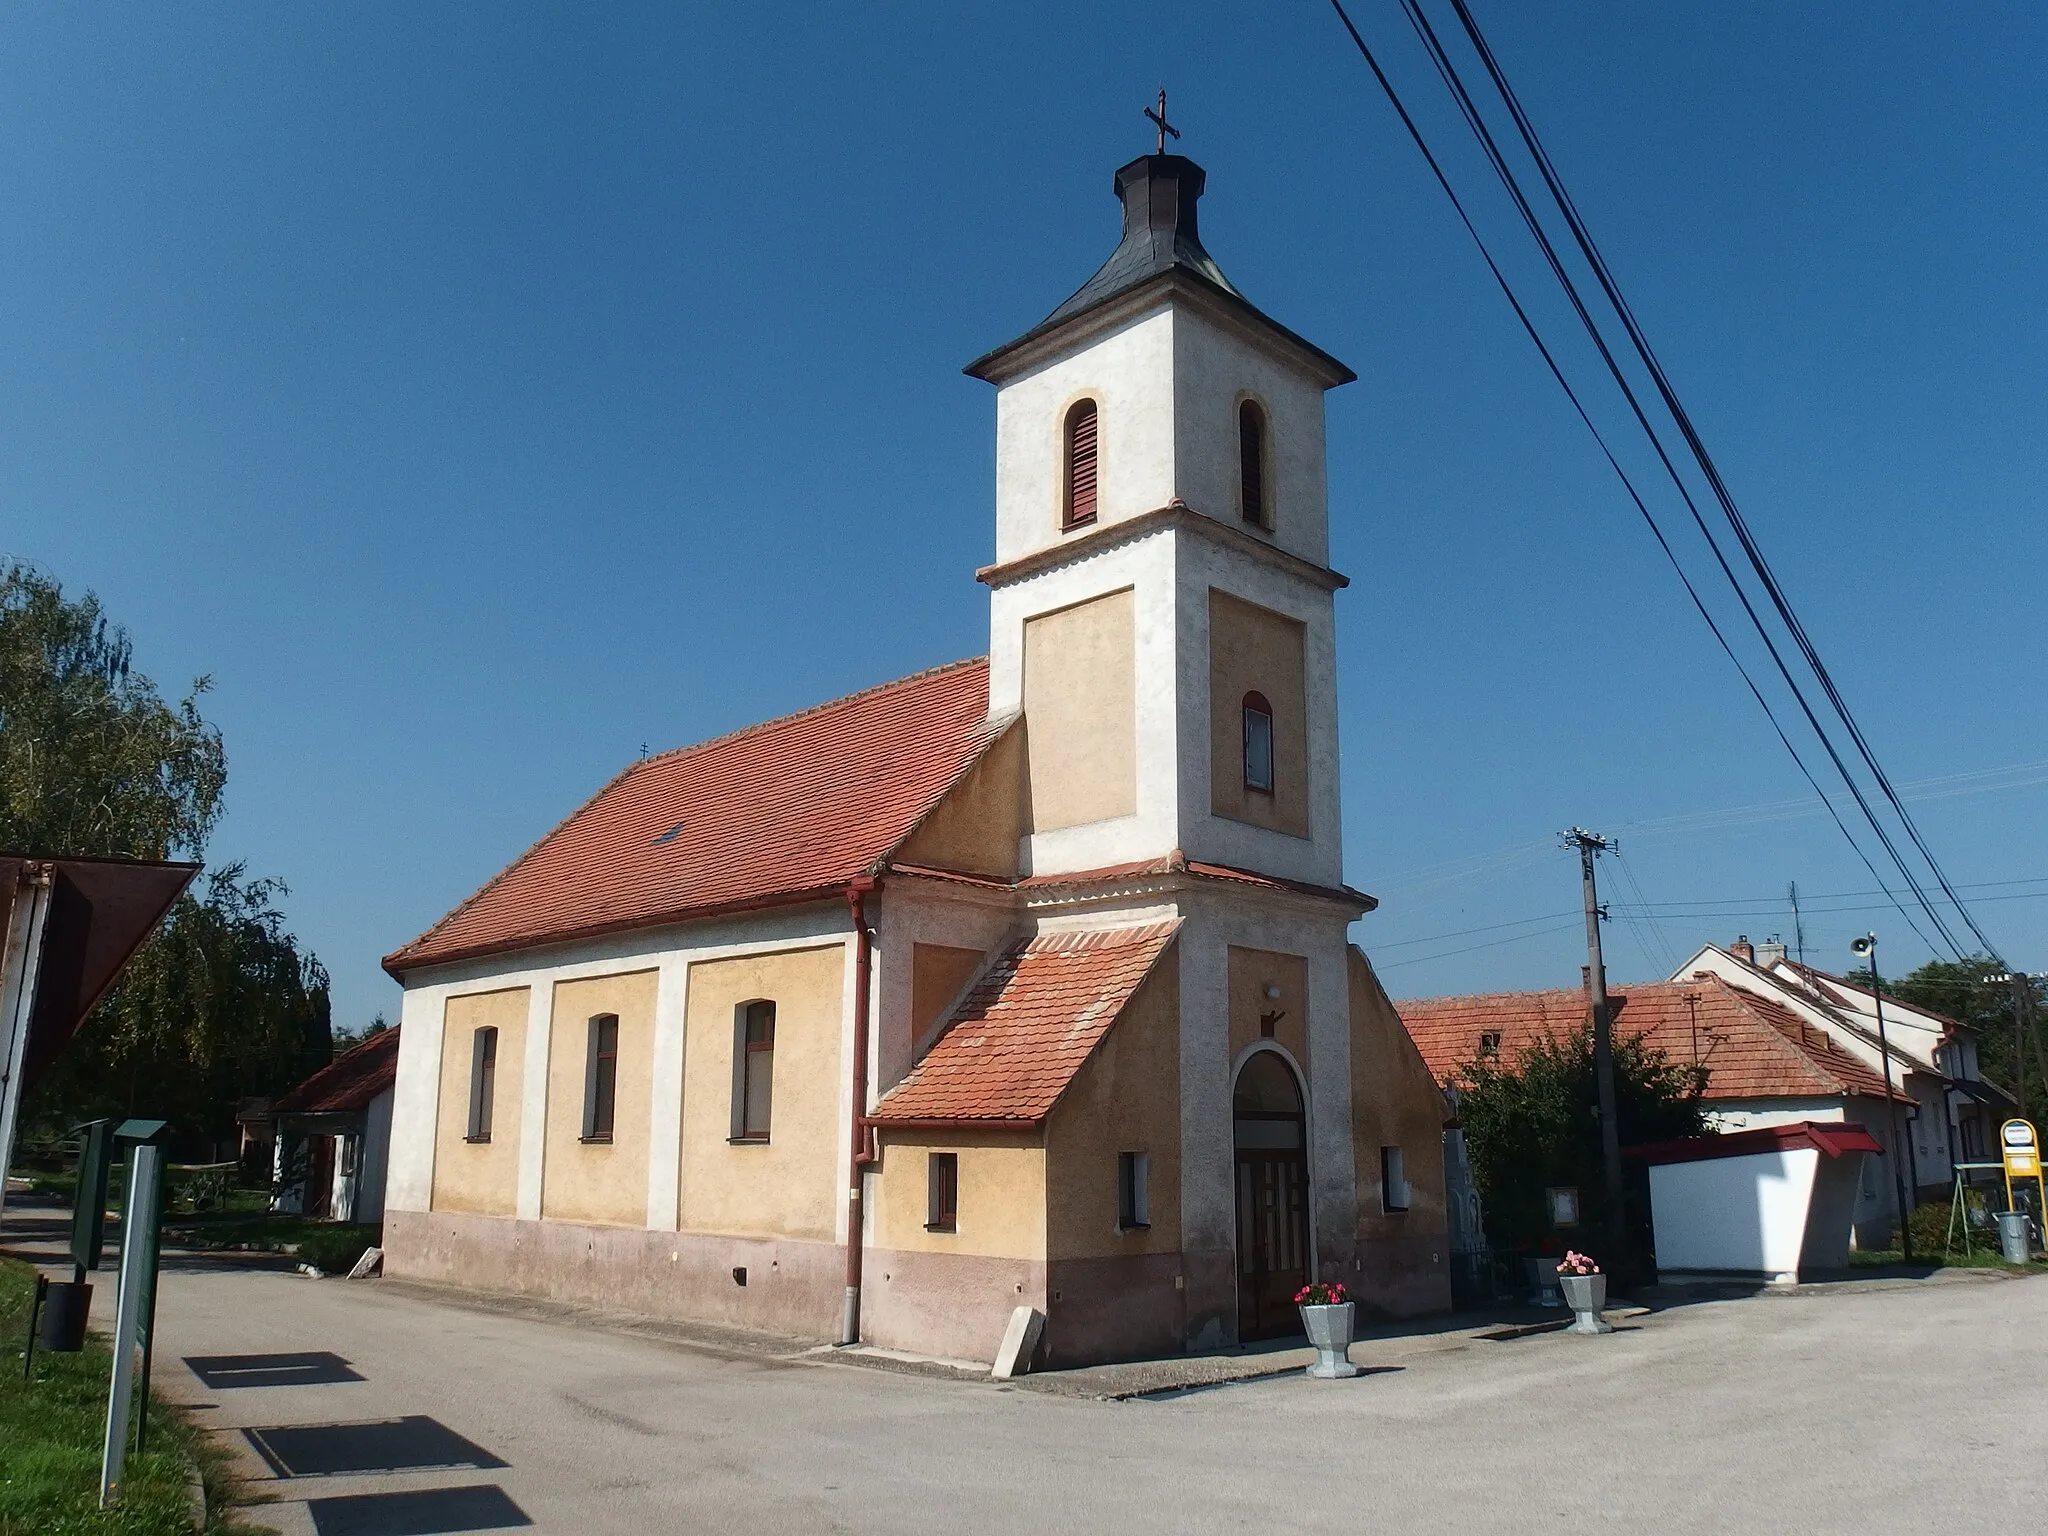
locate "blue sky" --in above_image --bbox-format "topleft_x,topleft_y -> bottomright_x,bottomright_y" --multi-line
5,2 -> 2044,1030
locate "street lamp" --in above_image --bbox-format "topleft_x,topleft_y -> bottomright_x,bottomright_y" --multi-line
1851,933 -> 1915,1261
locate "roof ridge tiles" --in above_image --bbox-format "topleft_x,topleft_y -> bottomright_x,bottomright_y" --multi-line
636,655 -> 993,770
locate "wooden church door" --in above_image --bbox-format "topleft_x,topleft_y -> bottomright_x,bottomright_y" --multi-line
1233,1052 -> 1310,1340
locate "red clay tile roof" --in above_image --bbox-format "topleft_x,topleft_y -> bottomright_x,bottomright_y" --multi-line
1396,975 -> 1907,1104
386,659 -> 1004,973
273,1028 -> 401,1115
871,921 -> 1180,1124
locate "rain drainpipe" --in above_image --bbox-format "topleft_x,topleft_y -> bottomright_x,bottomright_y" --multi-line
841,876 -> 879,1346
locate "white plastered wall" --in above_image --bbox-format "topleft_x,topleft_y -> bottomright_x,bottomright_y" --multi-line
987,531 -> 1181,876
992,307 -> 1178,564
1648,1147 -> 1822,1281
1170,306 -> 1331,566
1173,531 -> 1344,889
989,303 -> 1336,570
383,901 -> 857,1240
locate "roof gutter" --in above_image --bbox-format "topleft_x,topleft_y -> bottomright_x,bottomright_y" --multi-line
841,876 -> 879,1347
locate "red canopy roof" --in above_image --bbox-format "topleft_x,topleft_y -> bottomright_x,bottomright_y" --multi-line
872,922 -> 1180,1125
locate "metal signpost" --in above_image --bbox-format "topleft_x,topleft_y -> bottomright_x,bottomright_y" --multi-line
99,1119 -> 170,1508
2001,1118 -> 2041,1244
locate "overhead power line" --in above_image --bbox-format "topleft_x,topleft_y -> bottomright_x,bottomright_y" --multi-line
1323,0 -> 2007,964
1432,0 -> 2002,965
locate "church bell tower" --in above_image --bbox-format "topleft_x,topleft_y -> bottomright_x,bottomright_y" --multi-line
964,144 -> 1357,890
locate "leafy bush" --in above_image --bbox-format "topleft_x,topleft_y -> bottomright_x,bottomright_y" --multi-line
294,1224 -> 380,1275
1455,1024 -> 1706,1259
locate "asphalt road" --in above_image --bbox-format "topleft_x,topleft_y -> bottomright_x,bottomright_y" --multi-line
132,1259 -> 2047,1535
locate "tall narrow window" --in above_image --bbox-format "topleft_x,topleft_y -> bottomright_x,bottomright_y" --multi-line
927,1152 -> 958,1232
1381,1146 -> 1410,1213
733,1000 -> 775,1142
1117,1151 -> 1150,1230
1062,398 -> 1099,529
581,1013 -> 619,1143
1238,399 -> 1269,527
1242,690 -> 1274,793
466,1026 -> 498,1142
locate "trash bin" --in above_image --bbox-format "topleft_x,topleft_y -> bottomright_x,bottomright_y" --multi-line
38,1279 -> 92,1351
1996,1211 -> 2034,1264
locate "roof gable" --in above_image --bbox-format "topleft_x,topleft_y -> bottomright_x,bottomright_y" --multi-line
274,1027 -> 400,1115
872,922 -> 1180,1124
386,658 -> 1000,974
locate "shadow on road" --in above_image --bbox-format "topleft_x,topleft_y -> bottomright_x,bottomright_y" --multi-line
246,1415 -> 509,1478
186,1351 -> 366,1389
304,1483 -> 532,1536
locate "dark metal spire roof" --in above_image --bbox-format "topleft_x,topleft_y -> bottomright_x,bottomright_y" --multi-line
1041,154 -> 1242,326
965,152 -> 1353,385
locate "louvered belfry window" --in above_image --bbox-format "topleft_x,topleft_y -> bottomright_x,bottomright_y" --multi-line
1239,399 -> 1268,527
1063,399 -> 1100,529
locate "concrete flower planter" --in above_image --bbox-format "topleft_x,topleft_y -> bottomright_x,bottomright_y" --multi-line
1299,1301 -> 1361,1379
1559,1272 -> 1613,1334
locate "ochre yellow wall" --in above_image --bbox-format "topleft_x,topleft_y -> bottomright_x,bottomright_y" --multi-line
540,970 -> 659,1227
909,942 -> 986,1048
1208,589 -> 1309,837
431,987 -> 528,1216
895,725 -> 1024,877
1227,947 -> 1309,1076
1046,960 -> 1182,1261
679,944 -> 846,1240
1347,946 -> 1450,1237
871,1129 -> 1046,1260
1022,588 -> 1136,832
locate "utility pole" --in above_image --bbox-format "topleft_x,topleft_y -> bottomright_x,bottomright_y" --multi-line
1852,934 -> 1913,1262
1563,828 -> 1625,1262
1788,882 -> 1806,970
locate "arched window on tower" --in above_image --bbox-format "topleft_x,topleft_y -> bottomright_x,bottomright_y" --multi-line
1238,399 -> 1270,528
1242,691 -> 1275,794
1063,398 -> 1100,529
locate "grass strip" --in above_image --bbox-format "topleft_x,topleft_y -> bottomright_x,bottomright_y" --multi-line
0,1256 -> 261,1535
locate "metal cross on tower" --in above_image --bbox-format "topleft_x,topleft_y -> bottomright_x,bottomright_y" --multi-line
1144,89 -> 1180,154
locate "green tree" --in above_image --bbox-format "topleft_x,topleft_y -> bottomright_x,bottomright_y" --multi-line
1455,1027 -> 1707,1261
1,562 -> 330,1152
0,560 -> 224,858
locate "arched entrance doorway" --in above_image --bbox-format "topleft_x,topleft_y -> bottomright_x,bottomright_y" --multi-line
1233,1050 -> 1310,1340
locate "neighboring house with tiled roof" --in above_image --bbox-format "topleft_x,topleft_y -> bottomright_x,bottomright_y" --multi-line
1398,975 -> 1917,1248
270,1026 -> 399,1226
1671,939 -> 2013,1198
376,145 -> 1451,1368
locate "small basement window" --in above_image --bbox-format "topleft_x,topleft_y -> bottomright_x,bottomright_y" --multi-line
1117,1151 -> 1150,1230
927,1152 -> 959,1232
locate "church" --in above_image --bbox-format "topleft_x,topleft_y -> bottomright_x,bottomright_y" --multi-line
380,140 -> 1453,1367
